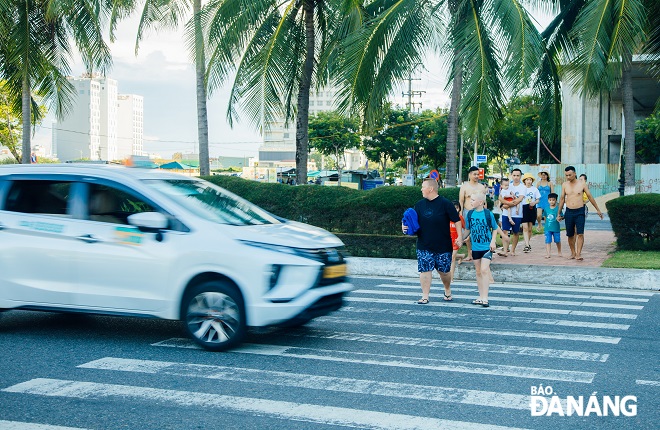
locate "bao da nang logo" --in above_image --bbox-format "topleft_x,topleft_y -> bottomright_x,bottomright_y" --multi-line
530,385 -> 637,417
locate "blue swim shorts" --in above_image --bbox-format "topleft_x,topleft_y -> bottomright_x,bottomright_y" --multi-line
417,249 -> 452,273
545,231 -> 561,244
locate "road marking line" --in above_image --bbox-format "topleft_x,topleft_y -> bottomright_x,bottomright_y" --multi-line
375,284 -> 649,302
0,422 -> 87,430
316,316 -> 621,344
391,280 -> 657,296
344,297 -> 639,320
2,378 -> 528,430
338,306 -> 630,330
152,339 -> 596,383
635,380 -> 660,387
282,329 -> 609,362
79,357 -> 532,410
352,290 -> 644,310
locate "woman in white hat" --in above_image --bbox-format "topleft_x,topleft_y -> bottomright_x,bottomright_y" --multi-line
536,170 -> 555,232
521,173 -> 541,252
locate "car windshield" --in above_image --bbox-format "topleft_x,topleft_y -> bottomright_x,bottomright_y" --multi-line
142,179 -> 281,226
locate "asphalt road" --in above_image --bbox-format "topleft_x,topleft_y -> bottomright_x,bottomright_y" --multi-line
0,276 -> 658,429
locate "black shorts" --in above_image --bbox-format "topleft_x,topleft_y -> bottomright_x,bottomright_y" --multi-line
564,207 -> 585,237
522,204 -> 536,224
472,250 -> 493,260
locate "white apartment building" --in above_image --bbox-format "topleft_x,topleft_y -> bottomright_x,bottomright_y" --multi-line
53,75 -> 143,162
259,89 -> 360,168
54,76 -> 102,161
117,94 -> 144,159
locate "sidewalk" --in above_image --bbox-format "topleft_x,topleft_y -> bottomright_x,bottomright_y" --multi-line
347,214 -> 660,290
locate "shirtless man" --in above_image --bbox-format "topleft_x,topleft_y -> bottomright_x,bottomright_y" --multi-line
459,166 -> 487,260
557,166 -> 604,260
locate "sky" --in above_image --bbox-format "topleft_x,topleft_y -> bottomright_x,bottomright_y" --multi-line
32,8 -> 553,160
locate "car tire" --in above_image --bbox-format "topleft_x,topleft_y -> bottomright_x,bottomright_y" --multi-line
182,281 -> 246,351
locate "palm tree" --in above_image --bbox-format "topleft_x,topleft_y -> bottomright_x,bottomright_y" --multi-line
0,0 -> 112,164
335,0 -> 545,186
540,0 -> 658,194
203,0 -> 363,185
109,0 -> 211,175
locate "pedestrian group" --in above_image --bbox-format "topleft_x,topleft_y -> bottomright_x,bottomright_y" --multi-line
402,166 -> 604,307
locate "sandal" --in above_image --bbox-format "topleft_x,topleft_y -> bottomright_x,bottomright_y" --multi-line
481,301 -> 490,308
417,298 -> 429,304
472,299 -> 483,305
443,293 -> 453,301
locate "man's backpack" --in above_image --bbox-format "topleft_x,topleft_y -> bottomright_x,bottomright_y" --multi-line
467,209 -> 494,231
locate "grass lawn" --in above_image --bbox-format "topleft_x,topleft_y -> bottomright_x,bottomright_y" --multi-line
602,250 -> 660,270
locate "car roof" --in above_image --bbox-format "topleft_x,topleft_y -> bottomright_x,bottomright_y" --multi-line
0,163 -> 195,181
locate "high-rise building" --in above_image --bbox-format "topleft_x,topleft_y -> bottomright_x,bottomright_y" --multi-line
258,89 -> 337,167
117,94 -> 144,159
53,75 -> 143,162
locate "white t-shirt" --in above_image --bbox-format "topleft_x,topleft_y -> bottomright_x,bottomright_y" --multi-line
508,182 -> 527,218
522,186 -> 541,205
500,188 -> 515,217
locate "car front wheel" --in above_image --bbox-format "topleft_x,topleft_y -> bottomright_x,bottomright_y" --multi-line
182,281 -> 246,351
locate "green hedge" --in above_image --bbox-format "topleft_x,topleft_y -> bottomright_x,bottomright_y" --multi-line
204,176 -> 464,258
606,194 -> 660,251
204,176 -> 459,235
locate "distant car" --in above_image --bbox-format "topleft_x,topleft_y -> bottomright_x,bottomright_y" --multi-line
0,164 -> 352,351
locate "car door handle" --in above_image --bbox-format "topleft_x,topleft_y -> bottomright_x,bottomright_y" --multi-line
77,234 -> 100,244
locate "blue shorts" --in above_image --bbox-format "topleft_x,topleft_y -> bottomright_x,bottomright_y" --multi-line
502,217 -> 522,233
417,249 -> 452,273
472,250 -> 493,260
545,231 -> 561,244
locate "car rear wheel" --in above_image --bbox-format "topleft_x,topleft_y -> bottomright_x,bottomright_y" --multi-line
182,281 -> 246,351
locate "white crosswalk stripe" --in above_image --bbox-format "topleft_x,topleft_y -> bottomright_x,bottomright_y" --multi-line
345,297 -> 640,319
152,339 -> 597,382
0,422 -> 87,430
3,278 -> 654,429
338,306 -> 631,330
315,315 -> 622,344
3,379 -> 527,430
79,357 -> 532,410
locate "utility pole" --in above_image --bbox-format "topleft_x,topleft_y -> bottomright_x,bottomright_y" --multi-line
402,64 -> 425,113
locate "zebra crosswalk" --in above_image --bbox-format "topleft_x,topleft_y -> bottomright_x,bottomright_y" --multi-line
1,277 -> 657,429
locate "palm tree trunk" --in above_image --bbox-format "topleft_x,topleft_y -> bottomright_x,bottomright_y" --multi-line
194,0 -> 210,176
621,53 -> 636,195
295,0 -> 314,186
21,75 -> 31,164
445,59 -> 462,187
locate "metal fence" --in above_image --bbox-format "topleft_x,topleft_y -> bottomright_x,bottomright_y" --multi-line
509,163 -> 660,198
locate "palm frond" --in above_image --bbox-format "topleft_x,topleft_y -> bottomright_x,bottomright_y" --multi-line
335,0 -> 437,129
564,0 -> 647,96
452,0 -> 503,141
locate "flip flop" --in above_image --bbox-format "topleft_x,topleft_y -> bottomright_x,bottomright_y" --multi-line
444,294 -> 453,301
481,301 -> 490,308
472,299 -> 483,305
417,298 -> 429,304
576,256 -> 584,261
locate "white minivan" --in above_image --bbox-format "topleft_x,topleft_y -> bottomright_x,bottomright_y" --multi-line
0,164 -> 352,350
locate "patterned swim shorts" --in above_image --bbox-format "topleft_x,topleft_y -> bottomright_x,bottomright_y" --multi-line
416,249 -> 453,273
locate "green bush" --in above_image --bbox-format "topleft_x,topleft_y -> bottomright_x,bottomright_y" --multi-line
205,176 -> 459,235
606,194 -> 660,251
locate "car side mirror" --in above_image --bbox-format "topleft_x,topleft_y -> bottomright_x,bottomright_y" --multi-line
128,212 -> 168,230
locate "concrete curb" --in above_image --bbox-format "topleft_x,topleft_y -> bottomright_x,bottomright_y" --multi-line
347,257 -> 660,291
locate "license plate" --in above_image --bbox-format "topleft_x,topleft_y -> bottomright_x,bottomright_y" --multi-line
323,264 -> 347,279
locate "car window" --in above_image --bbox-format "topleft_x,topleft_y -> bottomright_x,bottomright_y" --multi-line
88,184 -> 156,225
142,179 -> 281,226
4,180 -> 72,216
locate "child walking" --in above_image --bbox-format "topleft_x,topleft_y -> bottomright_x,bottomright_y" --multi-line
543,192 -> 563,258
459,192 -> 497,307
449,201 -> 467,284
